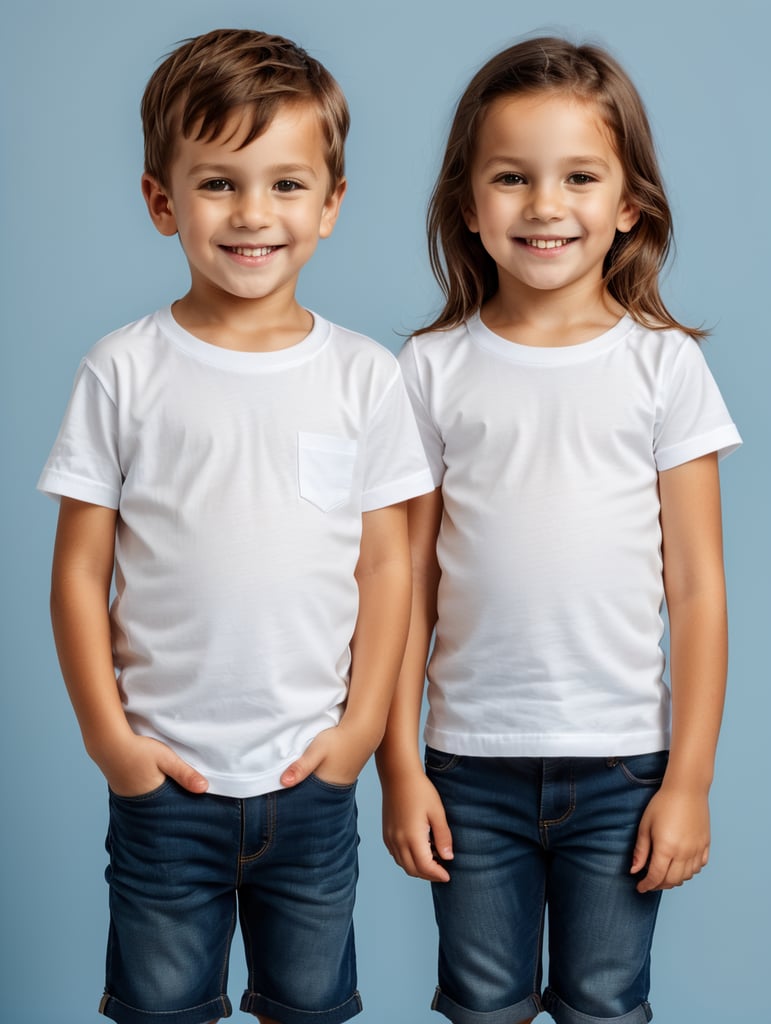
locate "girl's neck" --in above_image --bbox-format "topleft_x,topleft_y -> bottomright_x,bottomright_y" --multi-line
481,281 -> 627,348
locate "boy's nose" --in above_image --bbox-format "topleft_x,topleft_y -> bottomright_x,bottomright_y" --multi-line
231,190 -> 272,229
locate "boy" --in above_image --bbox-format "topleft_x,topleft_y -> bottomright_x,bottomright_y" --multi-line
39,28 -> 432,1024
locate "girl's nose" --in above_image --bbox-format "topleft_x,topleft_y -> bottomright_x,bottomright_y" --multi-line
525,182 -> 564,221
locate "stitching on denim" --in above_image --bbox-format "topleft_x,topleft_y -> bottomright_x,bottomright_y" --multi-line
240,792 -> 276,864
424,749 -> 461,773
539,762 -> 577,842
617,754 -> 667,787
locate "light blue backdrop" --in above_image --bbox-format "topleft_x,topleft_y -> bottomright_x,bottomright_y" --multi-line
2,1 -> 767,1022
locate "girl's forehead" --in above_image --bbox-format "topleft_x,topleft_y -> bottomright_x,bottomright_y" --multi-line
474,91 -> 618,158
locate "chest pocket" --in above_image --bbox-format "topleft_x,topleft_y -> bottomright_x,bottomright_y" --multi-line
298,432 -> 358,512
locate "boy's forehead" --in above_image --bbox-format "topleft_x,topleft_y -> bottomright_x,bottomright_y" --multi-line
181,98 -> 326,151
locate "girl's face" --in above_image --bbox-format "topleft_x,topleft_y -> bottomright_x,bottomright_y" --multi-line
464,91 -> 639,309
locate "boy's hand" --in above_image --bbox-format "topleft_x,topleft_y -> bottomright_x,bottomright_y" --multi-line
381,769 -> 453,882
280,723 -> 371,789
96,733 -> 209,798
631,783 -> 710,892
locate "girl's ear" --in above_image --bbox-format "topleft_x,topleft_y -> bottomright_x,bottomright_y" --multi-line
616,197 -> 640,234
463,202 -> 480,234
142,174 -> 178,237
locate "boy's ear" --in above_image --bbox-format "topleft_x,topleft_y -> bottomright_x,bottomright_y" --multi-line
318,178 -> 347,239
142,173 -> 178,237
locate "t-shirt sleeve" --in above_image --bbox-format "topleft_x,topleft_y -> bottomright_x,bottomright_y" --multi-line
37,360 -> 122,508
654,338 -> 742,472
360,360 -> 434,512
397,338 -> 445,487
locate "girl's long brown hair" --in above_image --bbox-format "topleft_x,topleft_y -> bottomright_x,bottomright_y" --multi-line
419,37 -> 706,340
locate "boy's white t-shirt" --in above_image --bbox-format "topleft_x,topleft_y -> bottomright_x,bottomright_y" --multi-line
399,314 -> 741,757
39,307 -> 434,796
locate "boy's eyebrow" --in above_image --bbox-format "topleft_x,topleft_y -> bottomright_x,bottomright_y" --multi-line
187,161 -> 323,178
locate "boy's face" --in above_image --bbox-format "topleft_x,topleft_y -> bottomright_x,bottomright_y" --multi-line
142,102 -> 345,315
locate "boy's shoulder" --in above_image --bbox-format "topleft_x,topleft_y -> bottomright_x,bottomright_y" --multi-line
321,315 -> 400,367
84,309 -> 165,365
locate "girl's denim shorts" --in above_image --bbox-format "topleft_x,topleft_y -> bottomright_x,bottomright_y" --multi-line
100,775 -> 362,1024
425,749 -> 668,1024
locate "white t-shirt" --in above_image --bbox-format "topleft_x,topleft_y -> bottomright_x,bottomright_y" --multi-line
399,313 -> 741,757
39,307 -> 433,796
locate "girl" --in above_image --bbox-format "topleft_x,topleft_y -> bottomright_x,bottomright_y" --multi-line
377,37 -> 741,1024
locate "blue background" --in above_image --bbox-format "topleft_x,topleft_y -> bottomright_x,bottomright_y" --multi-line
2,1 -> 768,1021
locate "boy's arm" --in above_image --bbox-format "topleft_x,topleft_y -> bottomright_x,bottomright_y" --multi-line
375,488 -> 453,882
280,500 -> 412,787
51,497 -> 208,797
633,452 -> 727,892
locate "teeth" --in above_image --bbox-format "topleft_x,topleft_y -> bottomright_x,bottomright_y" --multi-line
526,238 -> 570,249
230,246 -> 275,257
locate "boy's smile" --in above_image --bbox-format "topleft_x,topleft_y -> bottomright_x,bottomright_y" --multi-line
464,92 -> 638,311
142,103 -> 345,337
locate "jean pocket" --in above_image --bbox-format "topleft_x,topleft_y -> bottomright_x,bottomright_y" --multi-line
611,751 -> 669,787
108,778 -> 175,803
308,772 -> 358,794
424,746 -> 461,773
298,432 -> 357,512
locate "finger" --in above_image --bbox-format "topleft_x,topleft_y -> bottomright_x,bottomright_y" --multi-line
636,851 -> 671,893
630,827 -> 651,876
280,747 -> 324,787
158,750 -> 208,794
396,837 -> 451,883
429,817 -> 454,862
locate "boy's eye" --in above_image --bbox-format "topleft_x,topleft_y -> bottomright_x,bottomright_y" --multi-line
274,179 -> 303,193
567,173 -> 595,185
201,179 -> 233,192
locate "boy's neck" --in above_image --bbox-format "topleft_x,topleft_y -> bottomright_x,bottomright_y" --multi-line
482,280 -> 626,348
171,288 -> 314,353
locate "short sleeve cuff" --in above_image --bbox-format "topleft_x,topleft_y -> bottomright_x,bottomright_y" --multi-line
656,424 -> 742,472
361,467 -> 435,512
36,470 -> 121,509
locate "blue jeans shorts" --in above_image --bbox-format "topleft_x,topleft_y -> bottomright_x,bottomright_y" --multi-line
100,775 -> 362,1024
425,749 -> 668,1024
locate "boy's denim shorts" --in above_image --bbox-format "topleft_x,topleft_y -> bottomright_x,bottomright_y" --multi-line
425,748 -> 668,1024
99,775 -> 362,1024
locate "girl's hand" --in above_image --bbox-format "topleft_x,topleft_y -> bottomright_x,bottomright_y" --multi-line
381,769 -> 453,882
96,733 -> 209,798
631,783 -> 710,892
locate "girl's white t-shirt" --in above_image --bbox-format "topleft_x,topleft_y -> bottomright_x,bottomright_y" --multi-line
39,308 -> 433,796
399,314 -> 741,757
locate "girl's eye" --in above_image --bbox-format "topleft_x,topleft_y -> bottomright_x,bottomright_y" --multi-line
496,173 -> 525,186
274,179 -> 302,193
201,179 -> 232,192
567,173 -> 595,185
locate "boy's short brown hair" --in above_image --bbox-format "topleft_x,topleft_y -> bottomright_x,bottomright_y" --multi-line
141,28 -> 350,191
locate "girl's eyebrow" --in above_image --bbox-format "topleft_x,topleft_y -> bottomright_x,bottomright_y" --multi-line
483,154 -> 612,170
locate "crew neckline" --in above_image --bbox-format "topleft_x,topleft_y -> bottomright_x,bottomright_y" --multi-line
466,311 -> 634,366
155,305 -> 330,372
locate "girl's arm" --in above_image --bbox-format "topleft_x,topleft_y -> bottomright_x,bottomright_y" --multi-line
280,501 -> 413,787
375,488 -> 454,882
51,496 -> 208,796
633,452 -> 727,892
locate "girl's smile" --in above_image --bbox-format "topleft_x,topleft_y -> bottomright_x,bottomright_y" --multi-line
464,92 -> 639,310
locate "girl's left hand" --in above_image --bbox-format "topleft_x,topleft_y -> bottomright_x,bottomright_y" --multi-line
631,784 -> 711,892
